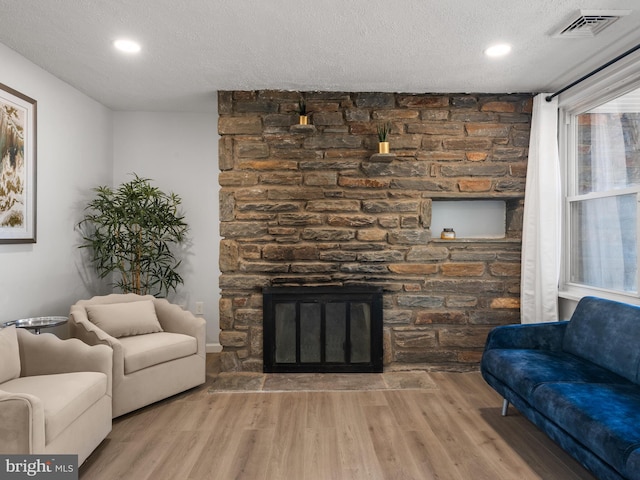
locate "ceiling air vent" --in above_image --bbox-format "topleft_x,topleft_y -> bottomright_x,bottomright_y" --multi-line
553,10 -> 631,38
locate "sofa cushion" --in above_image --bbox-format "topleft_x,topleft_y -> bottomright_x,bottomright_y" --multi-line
627,449 -> 640,480
482,349 -> 628,404
118,332 -> 197,374
0,325 -> 20,384
1,372 -> 108,444
85,300 -> 163,338
532,382 -> 640,480
563,296 -> 640,384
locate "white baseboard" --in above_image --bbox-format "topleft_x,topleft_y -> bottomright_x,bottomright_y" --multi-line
206,342 -> 222,353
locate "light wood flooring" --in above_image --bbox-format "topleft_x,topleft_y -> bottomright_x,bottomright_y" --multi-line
79,355 -> 596,480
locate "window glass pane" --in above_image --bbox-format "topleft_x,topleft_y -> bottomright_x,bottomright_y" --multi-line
325,302 -> 346,363
350,303 -> 371,363
300,303 -> 321,363
577,89 -> 640,194
570,194 -> 637,292
275,303 -> 296,363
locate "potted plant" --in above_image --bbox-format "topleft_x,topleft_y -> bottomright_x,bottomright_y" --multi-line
77,174 -> 188,297
377,122 -> 392,154
297,99 -> 310,125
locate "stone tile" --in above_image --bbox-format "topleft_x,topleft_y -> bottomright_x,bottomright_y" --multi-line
208,372 -> 265,392
263,373 -> 387,391
208,371 -> 439,393
382,371 -> 438,390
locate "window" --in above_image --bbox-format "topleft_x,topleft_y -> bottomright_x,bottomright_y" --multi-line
564,87 -> 640,297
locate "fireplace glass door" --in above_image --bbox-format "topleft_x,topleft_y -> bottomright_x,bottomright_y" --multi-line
264,286 -> 383,373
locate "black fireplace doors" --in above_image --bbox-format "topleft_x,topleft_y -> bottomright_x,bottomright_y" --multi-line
263,286 -> 383,373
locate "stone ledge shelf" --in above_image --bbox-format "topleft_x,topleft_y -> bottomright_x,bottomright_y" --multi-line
432,238 -> 522,243
367,153 -> 396,163
428,193 -> 525,199
289,124 -> 316,134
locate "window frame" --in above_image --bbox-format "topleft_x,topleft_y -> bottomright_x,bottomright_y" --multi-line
559,70 -> 640,304
565,188 -> 640,298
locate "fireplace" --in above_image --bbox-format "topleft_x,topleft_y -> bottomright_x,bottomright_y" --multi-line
218,90 -> 529,373
263,286 -> 383,373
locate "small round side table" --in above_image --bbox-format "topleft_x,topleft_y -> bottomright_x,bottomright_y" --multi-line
3,316 -> 68,334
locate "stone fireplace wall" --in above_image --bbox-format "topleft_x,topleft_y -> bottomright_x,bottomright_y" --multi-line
218,90 -> 533,372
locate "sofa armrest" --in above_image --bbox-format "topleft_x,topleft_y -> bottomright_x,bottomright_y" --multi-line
484,321 -> 569,351
17,330 -> 113,396
0,390 -> 45,454
154,299 -> 206,355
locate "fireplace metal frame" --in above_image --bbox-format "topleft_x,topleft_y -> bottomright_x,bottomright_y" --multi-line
263,286 -> 383,373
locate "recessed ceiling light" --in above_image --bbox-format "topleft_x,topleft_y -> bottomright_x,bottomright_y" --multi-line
114,39 -> 141,54
484,43 -> 511,57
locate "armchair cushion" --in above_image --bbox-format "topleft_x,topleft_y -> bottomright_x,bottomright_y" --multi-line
85,300 -> 163,338
119,332 -> 197,374
0,325 -> 20,384
1,372 -> 108,444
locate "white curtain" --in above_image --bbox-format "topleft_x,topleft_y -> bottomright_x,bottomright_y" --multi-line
520,94 -> 561,324
578,114 -> 630,291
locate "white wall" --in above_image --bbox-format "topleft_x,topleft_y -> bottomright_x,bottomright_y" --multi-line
112,111 -> 221,350
0,43 -> 112,327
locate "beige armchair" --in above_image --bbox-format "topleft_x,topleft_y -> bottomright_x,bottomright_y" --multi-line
0,326 -> 112,465
69,293 -> 206,418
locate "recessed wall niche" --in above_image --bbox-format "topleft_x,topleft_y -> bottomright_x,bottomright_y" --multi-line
431,200 -> 507,239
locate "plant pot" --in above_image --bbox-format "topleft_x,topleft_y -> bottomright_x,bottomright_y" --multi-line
378,141 -> 390,154
299,115 -> 308,125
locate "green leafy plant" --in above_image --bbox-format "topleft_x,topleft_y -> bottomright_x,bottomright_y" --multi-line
297,99 -> 308,115
377,122 -> 392,142
77,174 -> 188,297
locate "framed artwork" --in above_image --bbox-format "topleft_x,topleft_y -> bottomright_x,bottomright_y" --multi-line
0,82 -> 36,243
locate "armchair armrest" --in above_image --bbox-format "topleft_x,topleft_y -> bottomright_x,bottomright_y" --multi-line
69,305 -> 125,384
0,390 -> 46,454
484,321 -> 569,352
153,299 -> 206,355
69,304 -> 120,348
16,330 -> 113,395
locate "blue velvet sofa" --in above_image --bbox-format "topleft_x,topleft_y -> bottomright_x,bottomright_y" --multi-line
481,296 -> 640,480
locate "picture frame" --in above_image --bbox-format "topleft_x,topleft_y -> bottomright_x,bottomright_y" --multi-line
0,82 -> 36,243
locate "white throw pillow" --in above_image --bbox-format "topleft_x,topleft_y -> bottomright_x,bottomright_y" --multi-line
0,325 -> 20,383
85,300 -> 163,338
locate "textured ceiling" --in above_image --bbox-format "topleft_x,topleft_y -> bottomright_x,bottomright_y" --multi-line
0,0 -> 639,112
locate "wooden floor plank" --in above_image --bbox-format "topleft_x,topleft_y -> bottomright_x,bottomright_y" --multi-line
217,428 -> 275,480
305,391 -> 337,429
417,388 -> 502,480
433,375 -> 538,480
79,356 -> 598,480
334,394 -> 386,480
302,427 -> 343,480
401,428 -> 456,480
187,395 -> 262,479
145,431 -> 211,480
364,404 -> 426,480
265,392 -> 308,479
388,390 -> 466,480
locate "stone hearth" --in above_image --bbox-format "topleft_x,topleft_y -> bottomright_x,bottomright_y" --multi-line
218,90 -> 532,372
